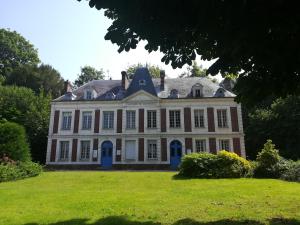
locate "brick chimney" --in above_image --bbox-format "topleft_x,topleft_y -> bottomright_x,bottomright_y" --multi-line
64,80 -> 73,94
160,70 -> 165,90
121,71 -> 128,90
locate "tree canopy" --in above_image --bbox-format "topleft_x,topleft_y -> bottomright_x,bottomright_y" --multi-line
179,61 -> 207,78
126,63 -> 162,78
74,66 -> 105,87
0,29 -> 40,79
79,0 -> 300,105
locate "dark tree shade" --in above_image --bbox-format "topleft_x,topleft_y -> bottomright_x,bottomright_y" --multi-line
79,0 -> 300,105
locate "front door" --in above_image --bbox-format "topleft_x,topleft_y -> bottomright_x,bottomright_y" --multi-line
101,141 -> 113,169
170,140 -> 182,169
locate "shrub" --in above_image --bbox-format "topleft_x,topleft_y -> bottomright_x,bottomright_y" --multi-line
0,121 -> 31,161
0,161 -> 42,182
178,151 -> 251,178
281,161 -> 300,182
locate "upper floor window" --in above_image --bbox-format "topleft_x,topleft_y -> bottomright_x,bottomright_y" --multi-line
126,111 -> 136,129
195,140 -> 206,152
86,90 -> 92,100
219,139 -> 230,151
192,83 -> 203,98
194,109 -> 205,128
62,112 -> 72,130
170,89 -> 179,98
195,89 -> 202,97
139,80 -> 146,86
80,140 -> 90,160
59,141 -> 69,161
103,111 -> 114,129
147,140 -> 158,159
82,111 -> 92,130
147,110 -> 157,128
169,110 -> 181,128
217,109 -> 228,128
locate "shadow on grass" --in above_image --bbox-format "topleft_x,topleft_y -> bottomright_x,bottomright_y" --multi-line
23,216 -> 300,225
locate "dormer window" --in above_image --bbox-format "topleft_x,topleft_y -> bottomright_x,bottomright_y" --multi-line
170,89 -> 179,98
105,92 -> 115,100
139,80 -> 146,86
192,83 -> 203,98
195,89 -> 201,97
86,90 -> 92,100
215,88 -> 225,97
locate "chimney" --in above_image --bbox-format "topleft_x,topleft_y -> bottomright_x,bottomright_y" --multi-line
64,80 -> 73,94
121,71 -> 128,90
160,70 -> 165,90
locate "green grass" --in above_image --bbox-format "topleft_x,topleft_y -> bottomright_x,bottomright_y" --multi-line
1,172 -> 300,225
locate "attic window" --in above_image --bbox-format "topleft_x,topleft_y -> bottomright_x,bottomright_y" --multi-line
192,83 -> 203,98
139,80 -> 146,86
86,90 -> 92,100
215,88 -> 225,97
170,89 -> 179,98
195,89 -> 201,97
105,92 -> 115,100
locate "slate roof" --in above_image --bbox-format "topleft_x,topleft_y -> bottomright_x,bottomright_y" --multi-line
54,68 -> 235,102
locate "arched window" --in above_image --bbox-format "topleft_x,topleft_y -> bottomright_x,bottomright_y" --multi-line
214,88 -> 225,97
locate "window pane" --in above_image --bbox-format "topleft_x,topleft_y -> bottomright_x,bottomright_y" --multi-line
170,110 -> 180,128
82,112 -> 92,129
195,140 -> 206,152
125,140 -> 136,160
80,141 -> 90,160
126,111 -> 136,129
147,140 -> 157,159
62,112 -> 72,130
103,111 -> 114,129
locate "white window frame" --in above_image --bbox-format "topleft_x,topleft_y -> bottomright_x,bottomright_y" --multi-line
147,140 -> 158,160
61,112 -> 72,130
217,109 -> 228,128
59,141 -> 69,161
86,90 -> 92,100
126,110 -> 136,129
194,109 -> 205,128
169,110 -> 181,128
195,139 -> 206,152
219,139 -> 230,151
147,110 -> 157,128
80,140 -> 91,160
82,111 -> 92,130
125,140 -> 136,160
103,111 -> 114,129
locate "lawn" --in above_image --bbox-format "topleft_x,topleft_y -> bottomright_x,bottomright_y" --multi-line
1,172 -> 300,225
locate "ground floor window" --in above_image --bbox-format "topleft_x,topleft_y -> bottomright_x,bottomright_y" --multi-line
59,141 -> 69,160
125,140 -> 136,160
219,139 -> 230,151
147,140 -> 158,159
195,139 -> 206,152
80,140 -> 90,160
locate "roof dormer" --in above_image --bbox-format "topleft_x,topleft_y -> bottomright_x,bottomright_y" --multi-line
170,89 -> 179,98
192,83 -> 203,98
84,88 -> 96,100
214,87 -> 226,97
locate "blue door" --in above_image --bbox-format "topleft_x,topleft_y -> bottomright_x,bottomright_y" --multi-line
170,140 -> 182,169
101,141 -> 113,169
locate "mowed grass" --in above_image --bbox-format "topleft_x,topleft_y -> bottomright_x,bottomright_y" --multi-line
1,172 -> 300,225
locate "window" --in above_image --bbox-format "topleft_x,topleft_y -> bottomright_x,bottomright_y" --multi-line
147,110 -> 157,128
169,110 -> 181,128
147,140 -> 158,159
217,109 -> 228,127
82,111 -> 92,130
125,140 -> 136,160
103,111 -> 114,129
86,90 -> 92,100
195,89 -> 202,97
195,140 -> 206,152
192,83 -> 203,98
219,139 -> 230,151
59,141 -> 69,160
80,140 -> 90,160
194,109 -> 205,128
126,111 -> 136,129
170,89 -> 179,98
139,80 -> 146,86
62,112 -> 72,130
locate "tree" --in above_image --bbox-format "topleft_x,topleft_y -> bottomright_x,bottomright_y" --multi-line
79,0 -> 300,105
74,66 -> 105,87
0,29 -> 40,78
6,64 -> 65,98
125,63 -> 162,78
179,61 -> 207,78
0,86 -> 51,163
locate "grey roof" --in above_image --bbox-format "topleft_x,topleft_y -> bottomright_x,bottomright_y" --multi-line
53,68 -> 235,102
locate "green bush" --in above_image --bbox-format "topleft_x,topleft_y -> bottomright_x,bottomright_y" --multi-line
178,151 -> 251,178
0,121 -> 31,161
281,161 -> 300,182
0,161 -> 42,182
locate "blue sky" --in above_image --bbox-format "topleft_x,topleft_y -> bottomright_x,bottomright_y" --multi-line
0,0 -> 214,81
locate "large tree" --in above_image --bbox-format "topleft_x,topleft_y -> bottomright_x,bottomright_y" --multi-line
126,63 -> 162,78
74,65 -> 105,87
179,61 -> 207,78
79,0 -> 300,105
0,29 -> 40,79
6,64 -> 65,98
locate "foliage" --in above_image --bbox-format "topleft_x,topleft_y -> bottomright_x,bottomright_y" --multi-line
5,64 -> 65,98
74,65 -> 105,87
179,151 -> 251,178
0,86 -> 51,163
126,63 -> 162,78
245,96 -> 300,160
80,1 -> 300,104
0,28 -> 40,78
0,161 -> 42,182
179,61 -> 207,78
281,161 -> 300,182
0,121 -> 30,162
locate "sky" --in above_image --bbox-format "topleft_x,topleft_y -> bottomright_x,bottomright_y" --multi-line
0,0 -> 216,82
